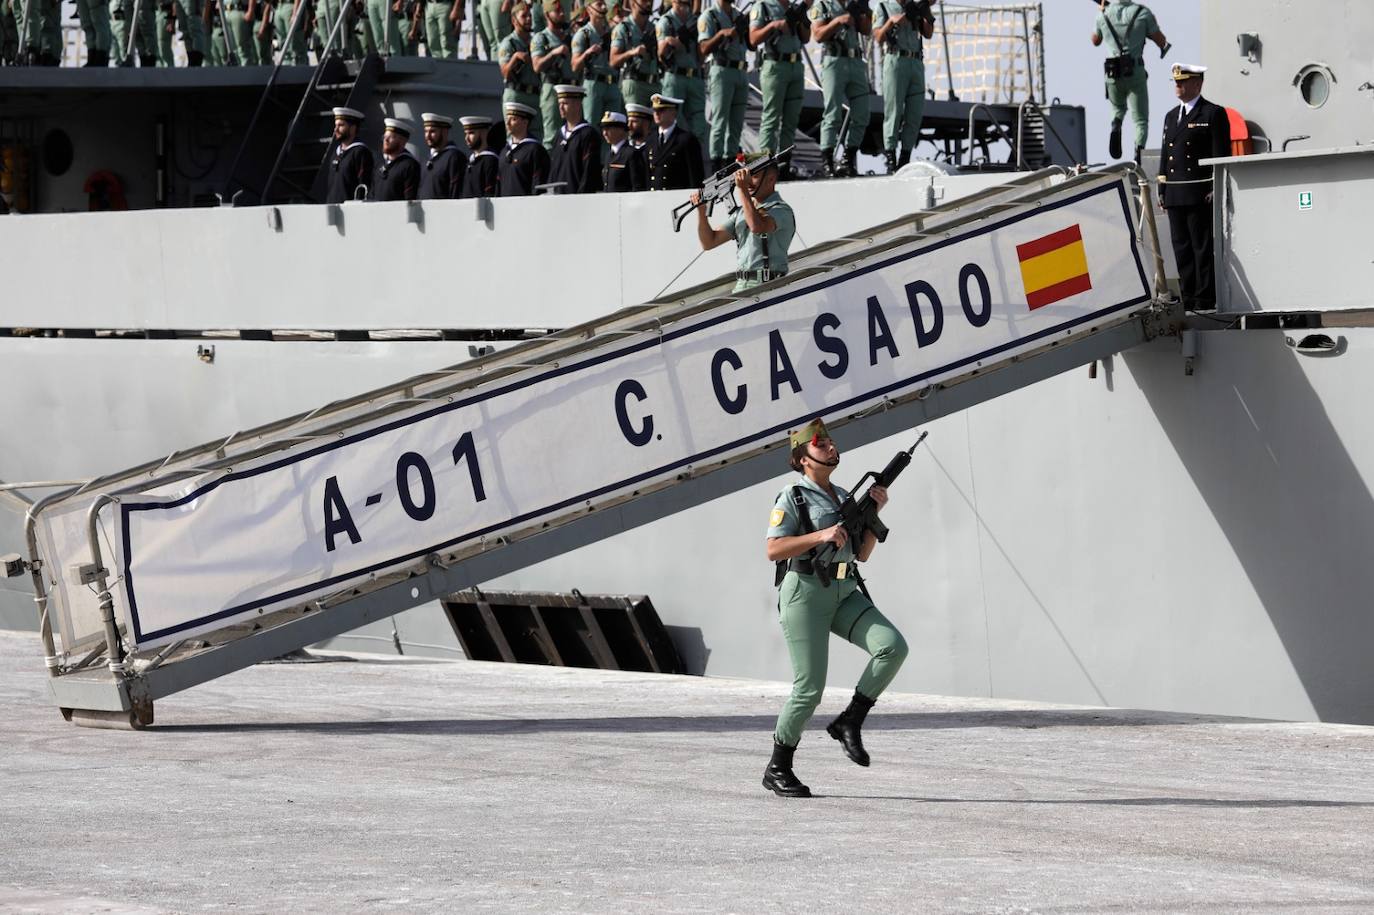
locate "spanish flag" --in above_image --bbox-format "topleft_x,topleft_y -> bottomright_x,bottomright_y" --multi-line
1016,225 -> 1093,310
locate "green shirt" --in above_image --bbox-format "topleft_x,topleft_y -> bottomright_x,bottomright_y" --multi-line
767,475 -> 856,563
1094,0 -> 1157,59
809,0 -> 861,54
531,25 -> 574,83
750,0 -> 801,54
612,16 -> 659,79
724,191 -> 795,277
699,5 -> 746,63
872,0 -> 921,54
656,7 -> 700,70
572,21 -> 615,79
498,32 -> 540,92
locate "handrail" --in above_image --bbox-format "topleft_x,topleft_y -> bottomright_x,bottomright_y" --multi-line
965,103 -> 1014,167
1016,99 -> 1083,168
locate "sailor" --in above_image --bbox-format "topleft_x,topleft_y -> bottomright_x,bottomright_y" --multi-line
750,0 -> 809,172
1159,63 -> 1230,311
418,113 -> 468,199
499,1 -> 544,140
697,0 -> 748,171
646,93 -> 704,191
872,0 -> 932,173
549,84 -> 605,194
374,118 -> 421,201
691,149 -> 794,292
809,0 -> 869,178
625,101 -> 653,149
600,110 -> 645,192
531,0 -> 575,148
325,107 -> 375,203
459,114 -> 501,197
759,417 -> 908,798
572,0 -> 622,130
498,100 -> 552,195
1093,0 -> 1169,162
611,0 -> 659,109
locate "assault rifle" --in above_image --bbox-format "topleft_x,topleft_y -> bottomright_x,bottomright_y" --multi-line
782,0 -> 808,34
901,0 -> 931,24
811,431 -> 927,585
670,144 -> 793,231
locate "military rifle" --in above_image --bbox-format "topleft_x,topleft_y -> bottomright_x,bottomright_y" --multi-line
782,0 -> 807,34
810,431 -> 927,585
670,144 -> 792,231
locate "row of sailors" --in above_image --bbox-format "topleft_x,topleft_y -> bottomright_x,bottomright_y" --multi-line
325,86 -> 705,202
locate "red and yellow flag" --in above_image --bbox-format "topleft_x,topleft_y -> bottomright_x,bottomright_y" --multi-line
1016,224 -> 1093,310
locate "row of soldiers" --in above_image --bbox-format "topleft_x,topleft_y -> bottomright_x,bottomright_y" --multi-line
325,89 -> 704,202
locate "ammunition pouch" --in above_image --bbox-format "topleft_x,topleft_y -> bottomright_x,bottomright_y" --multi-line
1103,54 -> 1137,79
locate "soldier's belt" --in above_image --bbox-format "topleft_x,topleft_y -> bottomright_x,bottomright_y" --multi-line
786,557 -> 851,580
591,72 -> 616,83
713,57 -> 748,69
738,267 -> 785,283
887,48 -> 921,59
824,47 -> 861,58
1157,176 -> 1212,185
671,65 -> 698,76
507,79 -> 540,92
761,50 -> 800,62
541,73 -> 565,84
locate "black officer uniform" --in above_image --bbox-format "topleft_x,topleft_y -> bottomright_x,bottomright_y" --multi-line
499,136 -> 553,196
1160,67 -> 1230,310
604,138 -> 647,192
550,121 -> 605,194
375,151 -> 422,202
461,150 -> 501,198
325,141 -> 375,204
646,119 -> 704,191
419,143 -> 469,200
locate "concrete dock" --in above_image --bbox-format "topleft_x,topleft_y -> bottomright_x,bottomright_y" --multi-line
1,630 -> 1372,914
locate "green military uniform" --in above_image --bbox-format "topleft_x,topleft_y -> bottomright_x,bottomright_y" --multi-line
699,3 -> 747,163
477,0 -> 510,58
75,0 -> 113,66
254,2 -> 275,62
1096,0 -> 1158,157
656,5 -> 704,143
272,0 -> 309,63
574,20 -> 622,130
810,0 -> 869,159
499,29 -> 543,138
872,0 -> 925,165
612,15 -> 659,109
531,18 -> 574,148
766,435 -> 908,752
723,189 -> 795,292
1,0 -> 18,63
423,0 -> 458,57
528,0 -> 568,32
315,0 -> 366,58
155,0 -> 206,67
111,0 -> 159,63
752,0 -> 804,161
365,0 -> 404,55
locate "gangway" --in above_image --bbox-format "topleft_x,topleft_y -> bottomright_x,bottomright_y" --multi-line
14,165 -> 1177,728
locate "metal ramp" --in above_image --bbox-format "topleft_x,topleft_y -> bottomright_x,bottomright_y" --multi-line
14,165 -> 1175,729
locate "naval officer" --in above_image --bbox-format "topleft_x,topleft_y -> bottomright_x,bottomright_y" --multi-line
326,106 -> 375,204
418,112 -> 468,199
1160,63 -> 1230,311
498,100 -> 552,195
459,114 -> 501,198
374,118 -> 422,201
646,93 -> 704,191
549,83 -> 605,194
600,110 -> 646,191
760,417 -> 908,798
690,149 -> 794,292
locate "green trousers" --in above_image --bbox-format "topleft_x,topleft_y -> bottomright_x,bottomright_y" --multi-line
1105,71 -> 1149,154
476,0 -> 507,56
706,63 -> 746,159
820,54 -> 869,150
365,0 -> 399,53
223,6 -> 257,61
273,0 -> 308,62
758,58 -> 803,158
76,0 -> 112,54
660,70 -> 705,145
111,0 -> 157,61
582,78 -> 623,135
881,54 -> 924,153
316,0 -> 364,58
619,75 -> 660,110
424,0 -> 455,57
539,82 -> 560,149
774,571 -> 908,748
1,1 -> 17,61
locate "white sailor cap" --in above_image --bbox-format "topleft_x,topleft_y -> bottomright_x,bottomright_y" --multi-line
332,106 -> 365,122
625,102 -> 653,117
383,117 -> 415,136
599,110 -> 628,127
421,112 -> 454,127
650,93 -> 683,109
503,101 -> 538,119
554,83 -> 586,98
459,115 -> 494,128
1170,63 -> 1207,81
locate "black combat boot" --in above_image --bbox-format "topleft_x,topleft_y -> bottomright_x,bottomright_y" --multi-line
843,146 -> 859,177
883,148 -> 898,174
1134,145 -> 1143,166
1108,117 -> 1123,160
821,148 -> 837,178
138,52 -> 156,67
898,147 -> 912,168
187,49 -> 204,66
762,739 -> 812,798
826,690 -> 876,766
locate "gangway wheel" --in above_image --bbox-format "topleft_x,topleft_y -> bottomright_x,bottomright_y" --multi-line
62,703 -> 155,730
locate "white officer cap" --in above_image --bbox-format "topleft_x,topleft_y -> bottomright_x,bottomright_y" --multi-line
625,103 -> 653,117
1170,63 -> 1207,81
383,118 -> 415,136
503,101 -> 538,119
554,83 -> 587,98
332,106 -> 366,121
650,93 -> 683,109
600,110 -> 628,127
459,115 -> 495,128
421,112 -> 454,127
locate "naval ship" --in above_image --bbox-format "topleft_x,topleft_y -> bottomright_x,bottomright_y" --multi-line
2,0 -> 1372,729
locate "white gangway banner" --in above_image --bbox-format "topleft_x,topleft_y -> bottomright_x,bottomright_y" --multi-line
48,176 -> 1151,649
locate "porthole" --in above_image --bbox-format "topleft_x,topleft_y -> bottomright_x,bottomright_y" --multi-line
1295,64 -> 1334,109
42,128 -> 73,177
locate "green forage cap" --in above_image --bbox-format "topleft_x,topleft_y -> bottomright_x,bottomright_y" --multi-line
789,418 -> 831,450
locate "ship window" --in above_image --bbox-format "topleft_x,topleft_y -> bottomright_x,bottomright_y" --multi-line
42,129 -> 73,177
1296,65 -> 1332,109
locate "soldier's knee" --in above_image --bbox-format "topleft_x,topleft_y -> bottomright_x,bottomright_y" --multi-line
877,632 -> 909,666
